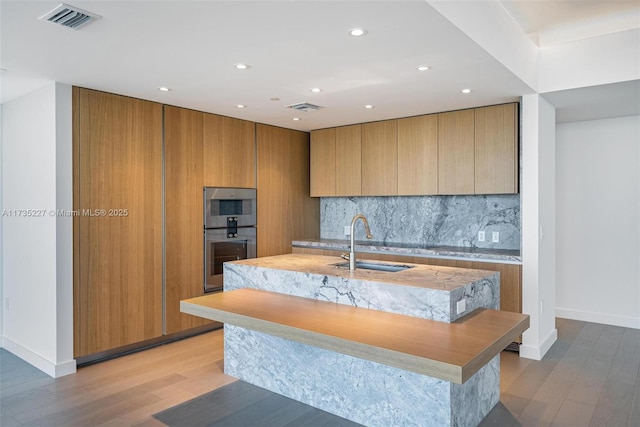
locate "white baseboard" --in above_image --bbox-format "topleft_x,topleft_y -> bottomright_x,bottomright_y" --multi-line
556,307 -> 640,329
520,328 -> 558,360
2,336 -> 76,378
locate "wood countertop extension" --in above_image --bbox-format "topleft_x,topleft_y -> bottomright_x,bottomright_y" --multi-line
227,254 -> 498,292
181,288 -> 529,384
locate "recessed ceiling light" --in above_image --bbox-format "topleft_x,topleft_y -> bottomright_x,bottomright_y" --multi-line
236,104 -> 246,109
158,87 -> 171,92
417,65 -> 431,71
310,88 -> 322,93
293,117 -> 301,121
234,63 -> 250,70
270,97 -> 280,101
349,28 -> 367,37
461,88 -> 472,94
364,105 -> 374,109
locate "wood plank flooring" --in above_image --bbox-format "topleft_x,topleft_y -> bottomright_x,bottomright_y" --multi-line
1,318 -> 638,426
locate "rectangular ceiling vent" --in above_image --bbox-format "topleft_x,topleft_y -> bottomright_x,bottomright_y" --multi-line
39,4 -> 101,30
286,102 -> 322,112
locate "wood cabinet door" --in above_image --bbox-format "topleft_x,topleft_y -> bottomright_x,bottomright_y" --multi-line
257,125 -> 320,257
335,124 -> 362,196
74,88 -> 163,357
438,110 -> 475,194
310,128 -> 336,196
164,106 -> 212,335
397,114 -> 438,195
361,120 -> 398,195
475,103 -> 518,194
203,113 -> 256,188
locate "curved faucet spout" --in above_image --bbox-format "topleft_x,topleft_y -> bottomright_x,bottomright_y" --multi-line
349,214 -> 373,270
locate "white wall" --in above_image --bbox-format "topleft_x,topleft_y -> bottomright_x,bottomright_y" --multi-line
556,116 -> 640,328
520,94 -> 558,360
0,105 -> 3,341
539,29 -> 640,93
1,82 -> 75,377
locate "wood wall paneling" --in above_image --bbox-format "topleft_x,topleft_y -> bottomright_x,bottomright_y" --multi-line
75,88 -> 163,357
310,128 -> 336,196
257,124 -> 319,257
475,103 -> 518,194
397,114 -> 438,195
361,120 -> 398,195
437,110 -> 475,195
335,124 -> 362,196
203,113 -> 256,188
164,106 -> 212,335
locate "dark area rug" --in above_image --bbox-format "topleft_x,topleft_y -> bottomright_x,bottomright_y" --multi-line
153,380 -> 362,427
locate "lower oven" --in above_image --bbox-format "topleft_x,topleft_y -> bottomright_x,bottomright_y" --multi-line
204,226 -> 256,293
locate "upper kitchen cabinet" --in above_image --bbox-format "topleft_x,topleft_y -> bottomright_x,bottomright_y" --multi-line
397,114 -> 438,195
73,88 -> 163,358
335,124 -> 362,196
362,120 -> 398,196
310,127 -> 336,196
203,113 -> 256,188
310,124 -> 362,197
437,109 -> 475,195
257,124 -> 320,257
474,103 -> 519,194
164,105 -> 212,335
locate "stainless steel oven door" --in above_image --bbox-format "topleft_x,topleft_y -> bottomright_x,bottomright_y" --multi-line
204,187 -> 256,229
204,227 -> 256,293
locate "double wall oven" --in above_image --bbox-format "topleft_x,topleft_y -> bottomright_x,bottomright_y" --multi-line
203,187 -> 256,293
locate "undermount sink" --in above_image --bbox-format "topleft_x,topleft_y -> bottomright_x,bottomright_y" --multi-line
333,261 -> 414,273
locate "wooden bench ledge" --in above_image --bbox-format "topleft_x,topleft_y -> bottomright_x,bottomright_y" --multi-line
181,288 -> 529,384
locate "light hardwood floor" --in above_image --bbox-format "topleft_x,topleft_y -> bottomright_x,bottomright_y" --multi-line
1,318 -> 638,426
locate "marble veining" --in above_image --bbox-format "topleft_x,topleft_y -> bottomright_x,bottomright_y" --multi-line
225,325 -> 500,427
293,239 -> 522,263
224,255 -> 499,322
320,195 -> 520,250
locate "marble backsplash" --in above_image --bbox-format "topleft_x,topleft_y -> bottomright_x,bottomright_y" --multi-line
320,195 -> 520,250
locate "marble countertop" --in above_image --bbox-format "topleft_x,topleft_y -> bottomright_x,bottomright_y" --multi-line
229,254 -> 498,293
293,238 -> 522,264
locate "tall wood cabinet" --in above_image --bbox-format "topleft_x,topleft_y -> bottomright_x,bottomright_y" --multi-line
163,106 -> 214,335
257,124 -> 320,257
203,113 -> 255,188
73,88 -> 163,358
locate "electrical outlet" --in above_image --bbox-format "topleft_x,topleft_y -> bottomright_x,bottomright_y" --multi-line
492,231 -> 500,243
478,231 -> 485,242
344,226 -> 351,236
456,299 -> 466,314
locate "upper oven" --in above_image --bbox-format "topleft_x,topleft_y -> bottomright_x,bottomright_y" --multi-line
204,187 -> 256,229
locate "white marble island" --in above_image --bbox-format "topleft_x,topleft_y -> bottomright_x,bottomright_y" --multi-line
181,254 -> 529,427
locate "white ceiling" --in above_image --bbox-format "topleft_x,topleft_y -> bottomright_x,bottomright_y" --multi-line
1,1 -> 638,131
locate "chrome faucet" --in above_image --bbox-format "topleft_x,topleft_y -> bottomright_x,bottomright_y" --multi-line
348,214 -> 373,270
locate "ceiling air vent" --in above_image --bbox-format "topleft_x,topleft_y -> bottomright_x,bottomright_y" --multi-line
39,4 -> 101,30
286,102 -> 322,112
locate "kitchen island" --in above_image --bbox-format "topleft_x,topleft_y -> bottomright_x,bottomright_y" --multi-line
181,254 -> 529,427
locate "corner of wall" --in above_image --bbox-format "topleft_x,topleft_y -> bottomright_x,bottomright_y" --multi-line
0,104 -> 4,345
